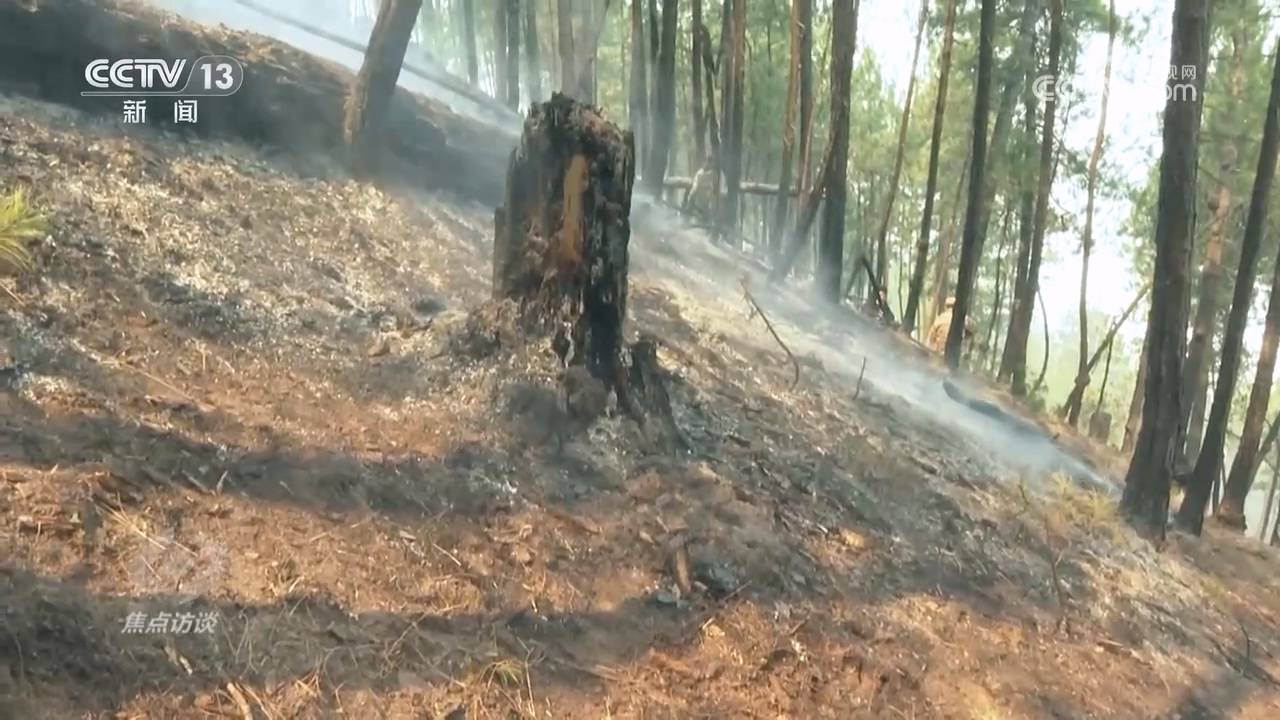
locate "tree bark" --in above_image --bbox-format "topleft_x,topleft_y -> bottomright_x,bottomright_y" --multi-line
1126,0 -> 1211,539
944,0 -> 998,368
719,0 -> 748,244
1182,29 -> 1245,464
904,0 -> 958,334
628,0 -> 648,161
999,60 -> 1038,381
1216,41 -> 1280,528
1123,338 -> 1148,454
690,0 -> 705,164
1177,32 -> 1277,535
932,145 -> 970,328
769,0 -> 806,260
492,93 -> 635,378
556,0 -> 575,96
644,0 -> 679,193
815,0 -> 858,302
524,0 -> 542,100
1065,0 -> 1116,427
1003,0 -> 1063,392
1258,429 -> 1280,541
462,0 -> 479,85
505,0 -> 521,109
344,0 -> 425,175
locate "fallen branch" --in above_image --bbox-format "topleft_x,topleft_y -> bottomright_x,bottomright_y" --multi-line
852,357 -> 867,401
740,276 -> 800,389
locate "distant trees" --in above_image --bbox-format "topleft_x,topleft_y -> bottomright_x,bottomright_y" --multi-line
1123,0 -> 1211,538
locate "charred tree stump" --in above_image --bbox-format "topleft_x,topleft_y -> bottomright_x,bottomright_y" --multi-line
493,93 -> 636,379
493,94 -> 686,452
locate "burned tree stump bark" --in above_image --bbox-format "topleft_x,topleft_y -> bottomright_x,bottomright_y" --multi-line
493,94 -> 685,452
493,93 -> 636,380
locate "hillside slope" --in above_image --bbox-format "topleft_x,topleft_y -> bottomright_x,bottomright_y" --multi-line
0,31 -> 1278,720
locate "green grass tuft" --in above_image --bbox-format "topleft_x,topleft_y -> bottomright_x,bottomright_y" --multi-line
0,187 -> 48,273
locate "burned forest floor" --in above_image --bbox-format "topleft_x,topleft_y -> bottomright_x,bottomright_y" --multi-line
1,74 -> 1279,720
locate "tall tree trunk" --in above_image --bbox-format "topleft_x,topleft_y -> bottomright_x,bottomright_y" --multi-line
1126,0 -> 1211,538
344,0 -> 425,175
700,24 -> 720,160
816,0 -> 859,302
904,0 -> 958,334
1065,0 -> 1116,427
462,0 -> 479,85
973,0 -> 1042,256
794,0 -> 814,227
505,0 -> 521,109
769,0 -> 806,259
691,0 -> 705,164
524,0 -> 542,100
629,0 -> 648,161
1177,32 -> 1277,535
495,0 -> 509,101
1216,40 -> 1280,529
862,0 -> 927,302
719,0 -> 748,244
556,0 -> 575,96
1183,30 -> 1244,464
982,206 -> 1013,366
1004,0 -> 1063,393
999,64 -> 1038,380
943,0 -> 998,368
644,0 -> 679,193
1123,339 -> 1148,454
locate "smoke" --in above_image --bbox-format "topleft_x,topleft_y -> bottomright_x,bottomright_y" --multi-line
629,196 -> 1112,494
147,0 -> 1110,494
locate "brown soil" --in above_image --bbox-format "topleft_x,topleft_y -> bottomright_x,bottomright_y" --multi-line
1,48 -> 1278,720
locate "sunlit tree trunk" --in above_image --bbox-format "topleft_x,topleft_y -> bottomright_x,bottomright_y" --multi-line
1127,0 -> 1211,538
904,0 -> 957,334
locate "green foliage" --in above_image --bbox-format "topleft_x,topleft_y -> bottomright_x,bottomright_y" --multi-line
0,188 -> 46,273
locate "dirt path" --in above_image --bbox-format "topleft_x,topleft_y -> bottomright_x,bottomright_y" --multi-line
1,94 -> 1278,719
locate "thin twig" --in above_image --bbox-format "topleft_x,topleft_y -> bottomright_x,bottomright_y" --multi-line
852,357 -> 867,401
740,277 -> 800,389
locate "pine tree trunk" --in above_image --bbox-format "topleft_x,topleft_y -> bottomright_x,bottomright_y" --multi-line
769,0 -> 805,260
973,0 -> 1041,255
1259,434 -> 1280,541
719,0 -> 747,244
524,0 -> 542,100
1065,0 -> 1116,427
932,146 -> 970,328
999,69 -> 1038,380
1182,31 -> 1243,463
1177,31 -> 1278,535
816,0 -> 858,302
505,0 -> 521,109
690,0 -> 705,164
344,0 -> 425,175
943,0 -> 998,367
462,0 -> 479,85
1126,0 -> 1211,538
794,0 -> 814,234
1217,42 -> 1280,527
556,0 -> 575,96
628,0 -> 647,163
1003,0 -> 1063,391
904,0 -> 957,334
644,0 -> 679,193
